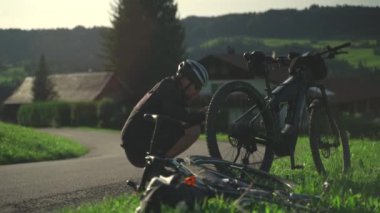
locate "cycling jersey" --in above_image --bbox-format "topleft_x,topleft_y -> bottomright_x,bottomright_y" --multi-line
121,76 -> 205,167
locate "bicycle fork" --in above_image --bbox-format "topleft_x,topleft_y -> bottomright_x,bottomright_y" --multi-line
309,85 -> 341,154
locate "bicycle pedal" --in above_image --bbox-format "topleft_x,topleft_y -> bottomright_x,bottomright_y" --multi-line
126,180 -> 138,192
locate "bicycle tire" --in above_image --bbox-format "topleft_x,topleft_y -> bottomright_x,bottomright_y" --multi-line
309,103 -> 351,174
206,81 -> 275,171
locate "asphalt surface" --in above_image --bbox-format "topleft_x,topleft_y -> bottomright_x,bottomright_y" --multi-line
0,128 -> 209,213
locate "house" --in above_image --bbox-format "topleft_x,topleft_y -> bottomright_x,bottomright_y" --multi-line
324,77 -> 380,115
2,72 -> 127,122
199,53 -> 289,97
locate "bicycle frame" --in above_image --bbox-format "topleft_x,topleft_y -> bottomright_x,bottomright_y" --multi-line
205,43 -> 350,174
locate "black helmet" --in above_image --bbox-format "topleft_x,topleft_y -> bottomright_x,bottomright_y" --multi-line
176,59 -> 209,87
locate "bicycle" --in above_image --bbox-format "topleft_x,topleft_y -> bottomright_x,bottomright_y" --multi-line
127,114 -> 324,212
205,43 -> 351,174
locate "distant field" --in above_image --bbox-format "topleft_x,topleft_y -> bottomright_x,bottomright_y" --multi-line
262,38 -> 380,68
343,48 -> 380,68
196,37 -> 380,69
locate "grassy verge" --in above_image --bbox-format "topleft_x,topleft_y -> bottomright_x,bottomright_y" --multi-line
0,121 -> 88,164
61,137 -> 380,212
271,137 -> 380,212
60,196 -> 139,213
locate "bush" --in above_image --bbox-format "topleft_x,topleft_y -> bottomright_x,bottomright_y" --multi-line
17,102 -> 71,127
97,98 -> 116,128
54,102 -> 72,126
16,100 -> 130,129
110,105 -> 131,129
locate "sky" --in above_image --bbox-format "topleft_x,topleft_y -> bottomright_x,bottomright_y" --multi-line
0,0 -> 379,29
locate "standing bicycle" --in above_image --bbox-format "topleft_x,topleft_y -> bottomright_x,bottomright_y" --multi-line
205,43 -> 351,174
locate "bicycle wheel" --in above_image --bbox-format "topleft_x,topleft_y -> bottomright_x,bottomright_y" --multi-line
309,103 -> 351,174
206,81 -> 275,171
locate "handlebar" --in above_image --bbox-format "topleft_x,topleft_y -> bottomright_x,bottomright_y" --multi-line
244,42 -> 351,65
317,42 -> 351,58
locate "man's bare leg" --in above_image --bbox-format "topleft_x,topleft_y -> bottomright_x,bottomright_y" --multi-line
166,125 -> 201,157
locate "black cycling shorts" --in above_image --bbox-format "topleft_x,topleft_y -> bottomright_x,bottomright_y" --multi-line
122,116 -> 185,168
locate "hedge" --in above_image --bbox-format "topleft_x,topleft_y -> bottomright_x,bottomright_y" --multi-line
17,100 -> 130,129
71,102 -> 98,127
97,98 -> 128,129
17,102 -> 71,127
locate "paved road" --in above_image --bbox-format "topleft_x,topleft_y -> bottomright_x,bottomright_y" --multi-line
0,128 -> 209,212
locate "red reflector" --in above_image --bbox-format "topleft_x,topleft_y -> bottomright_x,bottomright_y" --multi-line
183,176 -> 196,187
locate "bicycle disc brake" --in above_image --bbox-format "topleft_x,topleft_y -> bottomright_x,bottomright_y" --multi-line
319,135 -> 336,158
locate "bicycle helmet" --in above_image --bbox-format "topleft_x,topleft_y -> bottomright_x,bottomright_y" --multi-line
176,59 -> 209,88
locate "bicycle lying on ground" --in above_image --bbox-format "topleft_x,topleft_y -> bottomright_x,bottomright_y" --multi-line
205,43 -> 351,174
127,114 -> 324,212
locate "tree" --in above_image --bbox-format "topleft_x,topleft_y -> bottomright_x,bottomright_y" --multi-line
105,0 -> 185,103
32,54 -> 56,101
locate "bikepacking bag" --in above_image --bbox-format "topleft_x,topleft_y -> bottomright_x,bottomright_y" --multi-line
289,54 -> 327,81
136,174 -> 214,213
272,127 -> 298,157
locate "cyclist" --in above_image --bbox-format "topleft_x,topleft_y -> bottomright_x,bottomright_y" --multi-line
121,59 -> 209,168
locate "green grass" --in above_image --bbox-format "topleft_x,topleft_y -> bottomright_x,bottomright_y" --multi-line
341,48 -> 380,68
271,138 -> 380,212
199,133 -> 228,142
61,137 -> 380,212
262,38 -> 312,47
0,66 -> 26,85
60,195 -> 139,213
0,121 -> 88,164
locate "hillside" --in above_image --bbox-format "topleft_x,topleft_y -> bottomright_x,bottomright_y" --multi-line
183,5 -> 380,46
0,26 -> 107,73
183,5 -> 380,62
0,5 -> 379,74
